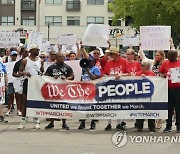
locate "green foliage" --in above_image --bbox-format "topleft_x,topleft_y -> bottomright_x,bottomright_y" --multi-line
109,0 -> 180,46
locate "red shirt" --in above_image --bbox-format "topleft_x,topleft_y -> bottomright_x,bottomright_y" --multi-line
103,57 -> 128,76
126,61 -> 141,75
159,59 -> 180,88
136,70 -> 155,76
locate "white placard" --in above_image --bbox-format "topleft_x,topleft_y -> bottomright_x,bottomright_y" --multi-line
123,36 -> 139,47
82,24 -> 109,47
0,71 -> 5,104
0,32 -> 20,48
58,34 -> 77,45
140,26 -> 171,50
4,61 -> 16,83
27,31 -> 43,50
61,44 -> 78,54
170,67 -> 180,83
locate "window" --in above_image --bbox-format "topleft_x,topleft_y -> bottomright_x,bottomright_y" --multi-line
1,16 -> 14,25
87,0 -> 104,5
2,0 -> 14,4
45,16 -> 62,26
87,16 -> 104,25
21,0 -> 36,10
108,17 -> 121,26
22,17 -> 35,25
67,16 -> 80,26
66,0 -> 80,11
45,0 -> 62,4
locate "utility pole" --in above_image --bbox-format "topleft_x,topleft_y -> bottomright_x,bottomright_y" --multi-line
37,0 -> 41,32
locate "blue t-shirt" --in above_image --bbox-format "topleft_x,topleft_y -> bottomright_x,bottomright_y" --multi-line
81,66 -> 101,81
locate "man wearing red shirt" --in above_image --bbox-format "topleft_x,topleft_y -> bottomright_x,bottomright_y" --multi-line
159,50 -> 180,133
103,46 -> 128,131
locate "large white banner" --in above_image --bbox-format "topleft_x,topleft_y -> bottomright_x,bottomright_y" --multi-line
82,24 -> 109,47
140,26 -> 171,50
27,76 -> 168,119
0,32 -> 20,48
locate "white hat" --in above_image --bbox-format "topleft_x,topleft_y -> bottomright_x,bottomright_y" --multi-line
29,44 -> 39,51
141,59 -> 151,66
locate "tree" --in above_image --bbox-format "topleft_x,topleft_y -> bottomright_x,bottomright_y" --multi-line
109,0 -> 180,46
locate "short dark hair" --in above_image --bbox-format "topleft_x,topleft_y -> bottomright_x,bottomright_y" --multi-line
168,50 -> 178,62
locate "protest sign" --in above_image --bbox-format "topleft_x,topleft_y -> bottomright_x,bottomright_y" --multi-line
61,44 -> 78,54
82,24 -> 109,47
27,76 -> 168,119
0,71 -> 5,104
4,61 -> 16,83
26,31 -> 43,50
170,67 -> 180,83
140,26 -> 171,50
0,32 -> 20,48
58,34 -> 77,45
123,36 -> 139,47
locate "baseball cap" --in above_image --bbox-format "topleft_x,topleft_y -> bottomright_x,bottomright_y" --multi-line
29,44 -> 39,51
106,46 -> 120,54
11,50 -> 18,56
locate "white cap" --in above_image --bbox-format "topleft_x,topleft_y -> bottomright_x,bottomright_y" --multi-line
29,44 -> 39,51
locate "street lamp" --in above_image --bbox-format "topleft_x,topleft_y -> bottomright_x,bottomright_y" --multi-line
47,21 -> 50,41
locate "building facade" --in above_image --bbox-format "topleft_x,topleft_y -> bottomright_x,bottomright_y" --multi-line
0,0 -> 136,48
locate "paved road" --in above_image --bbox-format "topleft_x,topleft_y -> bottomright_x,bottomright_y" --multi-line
0,108 -> 180,154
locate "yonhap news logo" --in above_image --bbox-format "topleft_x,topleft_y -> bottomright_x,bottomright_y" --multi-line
111,131 -> 180,148
111,131 -> 128,148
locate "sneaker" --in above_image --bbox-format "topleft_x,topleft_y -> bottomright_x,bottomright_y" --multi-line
45,123 -> 54,129
105,124 -> 112,131
62,123 -> 69,130
163,127 -> 172,133
34,123 -> 40,130
78,122 -> 85,130
90,121 -> 96,130
18,122 -> 25,129
121,121 -> 127,127
116,124 -> 125,130
17,111 -> 22,116
0,116 -> 4,122
5,111 -> 10,116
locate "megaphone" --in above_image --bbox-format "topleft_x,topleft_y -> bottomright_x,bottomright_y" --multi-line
79,58 -> 90,68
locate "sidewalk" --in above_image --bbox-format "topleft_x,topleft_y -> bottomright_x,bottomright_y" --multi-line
0,108 -> 180,154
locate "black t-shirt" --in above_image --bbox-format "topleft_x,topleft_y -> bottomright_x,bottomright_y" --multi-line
13,59 -> 23,73
152,62 -> 160,76
46,63 -> 73,78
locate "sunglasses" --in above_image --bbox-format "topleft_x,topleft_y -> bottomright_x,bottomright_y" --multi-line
40,56 -> 46,59
93,52 -> 100,55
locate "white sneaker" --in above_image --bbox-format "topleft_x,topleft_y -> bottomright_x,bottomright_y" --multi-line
5,111 -> 10,116
18,122 -> 25,129
17,111 -> 22,116
34,123 -> 40,130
